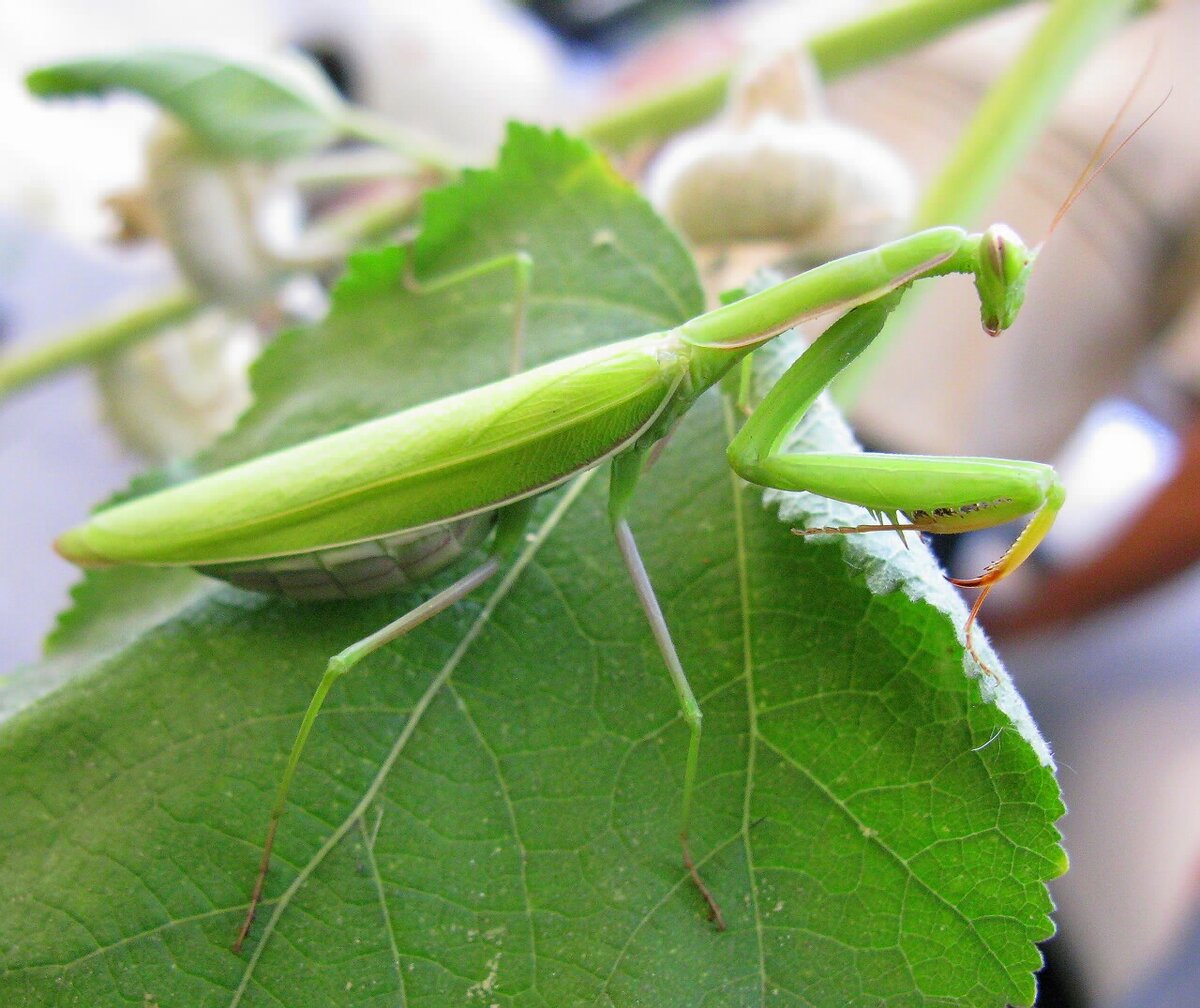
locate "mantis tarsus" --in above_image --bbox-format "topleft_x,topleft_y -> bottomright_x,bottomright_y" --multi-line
54,221 -> 1064,950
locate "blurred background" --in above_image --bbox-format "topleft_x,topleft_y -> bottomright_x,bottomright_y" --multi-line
2,2 -> 1198,1005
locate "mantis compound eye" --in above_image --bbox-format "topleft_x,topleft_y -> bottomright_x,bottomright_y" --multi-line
975,223 -> 1034,336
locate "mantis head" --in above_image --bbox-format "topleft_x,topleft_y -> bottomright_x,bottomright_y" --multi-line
973,224 -> 1036,337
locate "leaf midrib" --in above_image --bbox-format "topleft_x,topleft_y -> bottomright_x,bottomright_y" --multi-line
726,396 -> 769,1004
724,396 -> 1021,1000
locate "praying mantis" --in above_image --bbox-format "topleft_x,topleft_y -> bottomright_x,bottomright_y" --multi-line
54,219 -> 1063,950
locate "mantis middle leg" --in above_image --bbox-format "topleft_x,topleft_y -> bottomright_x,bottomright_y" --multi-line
608,450 -> 727,928
404,248 -> 534,374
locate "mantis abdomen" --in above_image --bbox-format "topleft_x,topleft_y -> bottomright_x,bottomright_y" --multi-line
196,512 -> 496,600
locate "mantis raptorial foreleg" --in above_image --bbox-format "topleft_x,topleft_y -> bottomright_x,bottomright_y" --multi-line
726,289 -> 1065,669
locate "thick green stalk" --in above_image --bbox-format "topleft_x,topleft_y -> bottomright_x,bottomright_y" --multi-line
836,0 -> 1142,402
581,0 -> 1030,151
0,289 -> 199,401
919,0 -> 1141,228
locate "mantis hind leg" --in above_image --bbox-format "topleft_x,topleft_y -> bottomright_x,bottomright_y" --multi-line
233,501 -> 537,952
232,558 -> 501,951
403,248 -> 533,374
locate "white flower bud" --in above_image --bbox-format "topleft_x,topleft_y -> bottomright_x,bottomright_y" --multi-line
727,39 -> 826,126
95,310 -> 262,461
145,119 -> 298,309
646,47 -> 915,259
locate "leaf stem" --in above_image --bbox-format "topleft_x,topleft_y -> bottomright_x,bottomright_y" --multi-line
0,288 -> 200,402
916,0 -> 1143,228
337,108 -> 459,176
281,148 -> 426,190
581,0 -> 1032,151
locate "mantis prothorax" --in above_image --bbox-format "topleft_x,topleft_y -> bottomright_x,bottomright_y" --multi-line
54,223 -> 1063,950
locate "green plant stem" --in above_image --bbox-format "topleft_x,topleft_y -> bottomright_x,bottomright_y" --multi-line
835,0 -> 1142,405
917,0 -> 1141,228
338,108 -> 459,176
581,0 -> 1031,151
283,149 -> 424,190
0,194 -> 425,405
314,186 -> 427,248
0,289 -> 200,401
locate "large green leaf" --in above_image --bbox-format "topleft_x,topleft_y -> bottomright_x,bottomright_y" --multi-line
27,49 -> 347,159
0,126 -> 1063,1006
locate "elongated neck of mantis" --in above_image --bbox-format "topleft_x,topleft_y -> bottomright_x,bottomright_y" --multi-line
677,226 -> 975,395
678,224 -> 1032,401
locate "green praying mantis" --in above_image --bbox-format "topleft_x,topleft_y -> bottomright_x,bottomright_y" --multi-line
54,219 -> 1063,950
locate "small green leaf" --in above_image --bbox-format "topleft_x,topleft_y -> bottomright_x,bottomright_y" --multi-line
0,126 -> 1063,1006
27,48 -> 347,159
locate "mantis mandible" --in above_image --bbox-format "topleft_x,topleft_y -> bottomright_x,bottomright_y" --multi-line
54,222 -> 1064,949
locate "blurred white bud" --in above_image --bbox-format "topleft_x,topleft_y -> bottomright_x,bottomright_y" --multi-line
649,115 -> 915,260
727,38 -> 825,125
647,46 -> 915,260
2,0 -> 282,244
94,309 -> 262,461
145,118 -> 305,310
